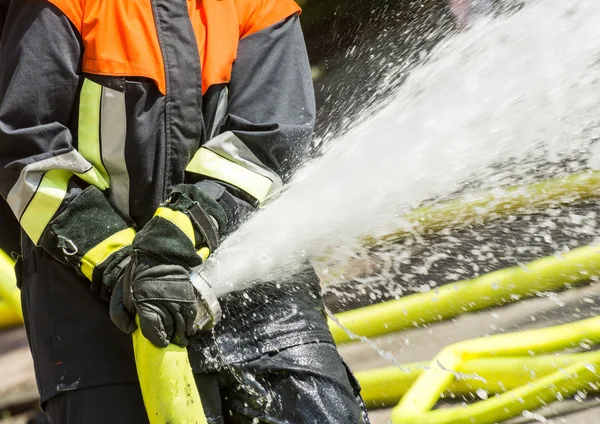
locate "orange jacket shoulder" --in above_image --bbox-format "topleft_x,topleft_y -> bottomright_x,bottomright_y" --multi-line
235,0 -> 301,39
45,0 -> 299,95
48,0 -> 166,94
48,0 -> 84,33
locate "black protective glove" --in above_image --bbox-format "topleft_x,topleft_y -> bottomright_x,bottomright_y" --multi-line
109,182 -> 233,347
113,254 -> 199,347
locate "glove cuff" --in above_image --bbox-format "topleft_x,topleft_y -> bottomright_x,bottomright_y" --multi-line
40,186 -> 135,297
133,210 -> 204,268
167,183 -> 229,232
134,182 -> 235,269
93,246 -> 132,301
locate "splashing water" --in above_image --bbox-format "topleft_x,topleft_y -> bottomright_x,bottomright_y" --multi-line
205,0 -> 600,297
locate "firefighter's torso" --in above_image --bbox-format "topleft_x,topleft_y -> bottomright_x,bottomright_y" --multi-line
46,0 -> 298,226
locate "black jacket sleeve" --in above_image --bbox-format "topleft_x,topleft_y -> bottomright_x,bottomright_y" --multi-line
224,13 -> 316,182
0,0 -> 134,295
186,13 -> 315,213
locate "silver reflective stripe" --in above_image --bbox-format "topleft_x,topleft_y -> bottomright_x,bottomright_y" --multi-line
203,131 -> 283,202
208,87 -> 229,140
6,150 -> 93,220
100,87 -> 130,218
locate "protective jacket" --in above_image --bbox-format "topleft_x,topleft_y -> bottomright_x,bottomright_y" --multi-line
0,0 -> 324,405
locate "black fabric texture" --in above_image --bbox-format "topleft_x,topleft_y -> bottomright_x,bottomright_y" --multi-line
42,343 -> 369,424
0,0 -> 8,39
168,180 -> 254,244
40,186 -> 131,292
19,240 -> 138,405
0,0 -> 82,199
189,203 -> 220,252
134,215 -> 202,268
0,197 -> 19,255
195,343 -> 370,424
122,78 -> 168,228
202,84 -> 228,139
92,247 -> 131,301
222,14 -> 316,182
43,382 -> 148,424
195,180 -> 253,234
150,0 -> 204,200
188,268 -> 335,370
168,182 -> 229,236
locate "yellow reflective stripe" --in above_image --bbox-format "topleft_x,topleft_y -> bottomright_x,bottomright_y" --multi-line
198,247 -> 210,261
155,209 -> 211,260
79,228 -> 136,281
78,79 -> 109,190
20,169 -> 72,245
186,148 -> 272,203
154,207 -> 196,246
75,167 -> 110,190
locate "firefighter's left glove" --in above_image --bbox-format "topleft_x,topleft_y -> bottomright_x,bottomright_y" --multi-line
109,182 -> 231,347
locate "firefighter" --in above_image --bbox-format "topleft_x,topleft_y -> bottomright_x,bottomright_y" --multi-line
0,0 -> 368,422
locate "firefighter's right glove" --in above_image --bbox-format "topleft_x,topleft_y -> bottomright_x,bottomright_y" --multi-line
109,181 -> 232,347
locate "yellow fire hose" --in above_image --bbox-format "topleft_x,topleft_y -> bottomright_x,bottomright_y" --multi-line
329,243 -> 600,343
0,299 -> 22,327
392,315 -> 600,424
356,351 -> 600,408
0,249 -> 23,327
133,320 -> 208,424
368,169 -> 600,245
132,248 -> 213,424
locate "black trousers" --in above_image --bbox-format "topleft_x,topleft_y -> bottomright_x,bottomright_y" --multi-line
44,342 -> 369,424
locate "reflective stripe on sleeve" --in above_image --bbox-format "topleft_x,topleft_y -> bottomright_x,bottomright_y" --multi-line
79,228 -> 136,281
78,78 -> 110,190
186,147 -> 273,204
6,149 -> 111,245
186,131 -> 283,205
19,169 -> 72,245
7,151 -> 96,220
6,78 -> 125,246
100,86 -> 130,218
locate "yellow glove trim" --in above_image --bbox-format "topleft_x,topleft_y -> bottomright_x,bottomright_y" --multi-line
80,228 -> 136,281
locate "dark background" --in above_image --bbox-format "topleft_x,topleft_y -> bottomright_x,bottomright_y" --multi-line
300,0 -> 457,139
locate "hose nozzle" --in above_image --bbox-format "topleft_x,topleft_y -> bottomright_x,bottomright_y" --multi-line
189,267 -> 222,331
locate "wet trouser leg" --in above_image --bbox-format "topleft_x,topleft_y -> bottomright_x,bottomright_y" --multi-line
198,342 -> 369,424
43,342 -> 368,424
